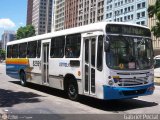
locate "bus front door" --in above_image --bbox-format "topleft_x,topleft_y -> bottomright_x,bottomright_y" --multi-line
84,37 -> 96,95
42,43 -> 49,85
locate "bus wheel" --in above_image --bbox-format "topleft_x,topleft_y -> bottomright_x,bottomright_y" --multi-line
67,79 -> 79,101
20,71 -> 27,87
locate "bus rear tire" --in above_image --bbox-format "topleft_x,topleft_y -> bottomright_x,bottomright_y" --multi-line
67,79 -> 79,101
20,71 -> 27,87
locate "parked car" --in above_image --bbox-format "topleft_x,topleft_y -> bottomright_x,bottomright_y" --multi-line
154,55 -> 160,77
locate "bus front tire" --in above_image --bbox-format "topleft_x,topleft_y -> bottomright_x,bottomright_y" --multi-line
67,79 -> 79,101
20,71 -> 27,87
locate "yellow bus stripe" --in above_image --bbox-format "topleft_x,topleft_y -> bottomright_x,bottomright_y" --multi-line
6,58 -> 29,65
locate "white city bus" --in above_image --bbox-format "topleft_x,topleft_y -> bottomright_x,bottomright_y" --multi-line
6,22 -> 155,100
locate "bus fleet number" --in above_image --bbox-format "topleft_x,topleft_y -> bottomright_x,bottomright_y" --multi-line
33,61 -> 41,67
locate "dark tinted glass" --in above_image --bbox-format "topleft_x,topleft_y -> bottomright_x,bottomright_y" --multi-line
65,34 -> 81,58
19,43 -> 27,58
50,36 -> 65,58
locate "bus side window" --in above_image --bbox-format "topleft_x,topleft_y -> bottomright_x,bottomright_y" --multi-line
12,44 -> 19,58
65,34 -> 81,58
50,36 -> 65,58
7,45 -> 12,58
97,35 -> 103,71
19,43 -> 27,58
37,40 -> 41,58
27,41 -> 37,58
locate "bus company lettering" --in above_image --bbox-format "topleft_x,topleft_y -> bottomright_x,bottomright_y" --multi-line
33,61 -> 41,66
59,62 -> 70,67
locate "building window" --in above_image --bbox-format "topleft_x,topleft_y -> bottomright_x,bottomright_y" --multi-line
120,17 -> 123,21
131,6 -> 134,10
137,3 -> 141,9
128,15 -> 130,20
137,13 -> 140,18
128,7 -> 130,12
131,14 -> 133,19
136,22 -> 140,24
121,1 -> 123,5
125,8 -> 127,13
141,21 -> 145,25
142,11 -> 145,17
142,2 -> 145,8
115,3 -> 117,7
121,9 -> 123,14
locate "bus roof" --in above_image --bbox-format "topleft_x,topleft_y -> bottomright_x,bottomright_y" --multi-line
7,22 -> 150,45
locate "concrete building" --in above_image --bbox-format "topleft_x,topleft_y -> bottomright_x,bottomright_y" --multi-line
77,0 -> 104,26
104,0 -> 148,26
51,0 -> 55,32
54,0 -> 65,31
64,0 -> 78,29
53,0 -> 104,31
27,0 -> 53,35
27,0 -> 33,25
1,31 -> 15,50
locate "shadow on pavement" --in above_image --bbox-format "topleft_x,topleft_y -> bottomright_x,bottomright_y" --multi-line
0,88 -> 44,107
10,81 -> 68,99
79,96 -> 158,112
10,81 -> 158,112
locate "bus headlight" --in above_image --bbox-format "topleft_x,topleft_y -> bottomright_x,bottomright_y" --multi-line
112,76 -> 120,83
108,80 -> 114,86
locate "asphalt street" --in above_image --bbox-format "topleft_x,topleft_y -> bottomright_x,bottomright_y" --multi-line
0,63 -> 160,120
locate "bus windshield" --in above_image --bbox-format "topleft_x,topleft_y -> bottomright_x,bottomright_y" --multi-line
106,35 -> 154,70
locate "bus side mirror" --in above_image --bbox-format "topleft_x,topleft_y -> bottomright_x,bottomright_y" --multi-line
104,40 -> 109,52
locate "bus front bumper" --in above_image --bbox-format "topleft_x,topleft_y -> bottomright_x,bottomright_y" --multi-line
103,83 -> 154,100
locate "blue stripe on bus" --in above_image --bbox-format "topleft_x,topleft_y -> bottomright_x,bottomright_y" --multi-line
103,83 -> 154,100
6,64 -> 28,78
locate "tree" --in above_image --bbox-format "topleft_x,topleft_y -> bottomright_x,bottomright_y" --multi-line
148,0 -> 160,37
0,49 -> 6,60
16,25 -> 35,40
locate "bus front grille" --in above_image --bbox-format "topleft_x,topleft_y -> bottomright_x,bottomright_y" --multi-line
118,78 -> 148,87
122,89 -> 146,96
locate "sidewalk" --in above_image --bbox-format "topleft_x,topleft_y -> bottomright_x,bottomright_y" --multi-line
154,77 -> 160,85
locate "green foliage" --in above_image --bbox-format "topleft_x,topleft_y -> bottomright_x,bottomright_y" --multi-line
16,25 -> 35,40
0,49 -> 6,60
148,0 -> 160,38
